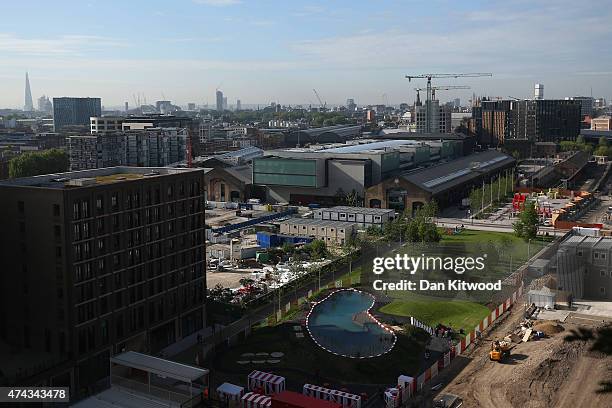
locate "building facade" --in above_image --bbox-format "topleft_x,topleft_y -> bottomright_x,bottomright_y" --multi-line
591,116 -> 612,131
0,167 -> 206,395
91,116 -> 123,134
313,206 -> 394,227
279,218 -> 356,246
68,128 -> 188,171
53,98 -> 102,132
557,234 -> 612,300
473,99 -> 580,147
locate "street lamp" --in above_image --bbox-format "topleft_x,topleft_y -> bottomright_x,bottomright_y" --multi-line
528,238 -> 531,260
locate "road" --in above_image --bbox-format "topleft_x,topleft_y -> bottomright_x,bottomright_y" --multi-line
436,217 -> 566,236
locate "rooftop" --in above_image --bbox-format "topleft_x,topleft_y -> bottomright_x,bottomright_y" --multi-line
323,205 -> 395,215
561,235 -> 612,249
280,217 -> 356,228
111,351 -> 209,383
401,150 -> 515,194
0,167 -> 203,189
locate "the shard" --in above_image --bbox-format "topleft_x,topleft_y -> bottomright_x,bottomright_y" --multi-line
24,72 -> 33,111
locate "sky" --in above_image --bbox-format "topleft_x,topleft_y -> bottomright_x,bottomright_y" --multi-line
1,0 -> 611,109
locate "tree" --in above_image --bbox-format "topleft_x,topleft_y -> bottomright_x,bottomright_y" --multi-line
599,136 -> 608,147
306,239 -> 327,260
345,189 -> 363,207
9,149 -> 69,178
513,201 -> 538,240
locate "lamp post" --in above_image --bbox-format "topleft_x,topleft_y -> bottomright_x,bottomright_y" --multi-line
528,238 -> 531,260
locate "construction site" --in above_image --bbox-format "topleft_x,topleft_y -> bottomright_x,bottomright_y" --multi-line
428,277 -> 612,408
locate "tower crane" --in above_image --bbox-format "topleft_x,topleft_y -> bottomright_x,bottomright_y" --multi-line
406,73 -> 492,132
312,89 -> 326,111
414,85 -> 471,101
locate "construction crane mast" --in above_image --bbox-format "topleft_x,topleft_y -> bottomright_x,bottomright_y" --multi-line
406,73 -> 492,132
312,89 -> 326,111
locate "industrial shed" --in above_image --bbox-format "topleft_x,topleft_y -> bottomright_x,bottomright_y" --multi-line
365,150 -> 515,213
527,286 -> 556,308
286,125 -> 362,146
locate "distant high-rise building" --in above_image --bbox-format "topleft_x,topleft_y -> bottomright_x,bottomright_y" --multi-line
124,101 -> 129,113
453,98 -> 461,108
415,100 -> 448,133
216,90 -> 224,111
473,99 -> 581,147
236,99 -> 241,111
534,83 -> 544,100
53,97 -> 102,131
346,98 -> 356,111
187,103 -> 196,111
37,95 -> 53,114
24,72 -> 34,112
223,97 -> 228,110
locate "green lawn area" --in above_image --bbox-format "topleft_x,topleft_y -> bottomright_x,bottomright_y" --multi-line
208,322 -> 429,388
379,293 -> 490,333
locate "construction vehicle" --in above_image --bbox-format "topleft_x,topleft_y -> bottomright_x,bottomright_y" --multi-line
489,339 -> 515,362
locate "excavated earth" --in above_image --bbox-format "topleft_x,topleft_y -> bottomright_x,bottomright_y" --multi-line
438,303 -> 612,408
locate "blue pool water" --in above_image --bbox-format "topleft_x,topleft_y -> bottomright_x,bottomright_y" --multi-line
307,290 -> 396,358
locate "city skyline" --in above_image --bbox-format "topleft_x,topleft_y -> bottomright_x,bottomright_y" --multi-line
1,0 -> 611,108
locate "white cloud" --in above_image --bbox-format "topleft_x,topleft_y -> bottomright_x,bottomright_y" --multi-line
0,34 -> 126,56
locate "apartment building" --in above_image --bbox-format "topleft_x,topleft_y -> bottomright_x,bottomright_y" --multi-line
68,128 -> 188,171
0,167 -> 206,394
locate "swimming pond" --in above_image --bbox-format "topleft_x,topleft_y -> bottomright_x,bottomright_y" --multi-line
306,289 -> 396,358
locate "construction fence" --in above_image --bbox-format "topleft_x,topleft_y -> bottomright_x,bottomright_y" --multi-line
385,281 -> 525,407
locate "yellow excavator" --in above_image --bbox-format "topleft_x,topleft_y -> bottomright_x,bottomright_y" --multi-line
489,340 -> 514,362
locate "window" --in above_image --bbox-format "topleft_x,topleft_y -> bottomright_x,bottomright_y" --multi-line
54,225 -> 61,237
577,250 -> 583,257
601,270 -> 607,277
97,218 -> 104,233
601,287 -> 606,295
73,202 -> 80,219
96,196 -> 104,212
82,200 -> 90,218
53,204 -> 60,216
111,193 -> 119,211
18,201 -> 25,213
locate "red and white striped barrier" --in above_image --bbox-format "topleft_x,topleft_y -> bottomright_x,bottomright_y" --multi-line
242,392 -> 271,408
247,370 -> 285,395
303,384 -> 361,408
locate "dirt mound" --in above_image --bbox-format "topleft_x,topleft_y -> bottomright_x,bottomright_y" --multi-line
533,321 -> 564,336
505,337 -> 586,408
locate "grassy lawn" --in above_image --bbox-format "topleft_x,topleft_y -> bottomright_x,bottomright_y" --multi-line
364,230 -> 544,331
379,293 -> 490,333
209,322 -> 429,388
